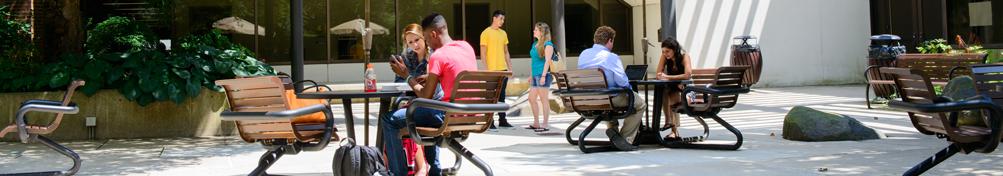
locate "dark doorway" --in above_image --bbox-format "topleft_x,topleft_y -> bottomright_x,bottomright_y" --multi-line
454,3 -> 490,58
870,0 -> 948,52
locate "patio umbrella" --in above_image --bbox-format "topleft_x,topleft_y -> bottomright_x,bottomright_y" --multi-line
212,17 -> 266,36
329,19 -> 389,36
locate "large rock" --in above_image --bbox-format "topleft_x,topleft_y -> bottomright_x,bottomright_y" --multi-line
942,76 -> 985,126
782,106 -> 885,141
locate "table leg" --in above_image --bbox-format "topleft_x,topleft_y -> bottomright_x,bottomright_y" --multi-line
652,85 -> 664,132
364,98 -> 370,146
376,97 -> 392,150
342,98 -> 356,140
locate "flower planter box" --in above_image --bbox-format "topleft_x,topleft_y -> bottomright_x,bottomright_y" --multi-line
1,88 -> 233,141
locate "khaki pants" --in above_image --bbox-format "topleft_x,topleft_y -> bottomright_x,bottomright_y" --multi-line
610,92 -> 645,143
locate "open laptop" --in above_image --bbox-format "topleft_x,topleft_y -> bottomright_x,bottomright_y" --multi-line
625,65 -> 648,80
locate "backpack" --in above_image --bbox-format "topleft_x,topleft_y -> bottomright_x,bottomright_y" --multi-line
333,138 -> 392,176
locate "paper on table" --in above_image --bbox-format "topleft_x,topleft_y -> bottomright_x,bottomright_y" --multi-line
380,82 -> 412,92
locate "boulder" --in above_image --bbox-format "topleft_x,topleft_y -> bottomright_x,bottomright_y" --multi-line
942,76 -> 985,126
782,106 -> 885,141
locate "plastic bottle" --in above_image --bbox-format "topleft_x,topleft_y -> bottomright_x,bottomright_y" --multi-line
364,64 -> 377,92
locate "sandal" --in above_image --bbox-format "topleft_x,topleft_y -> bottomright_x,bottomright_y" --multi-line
534,128 -> 550,132
660,123 -> 676,131
525,125 -> 541,130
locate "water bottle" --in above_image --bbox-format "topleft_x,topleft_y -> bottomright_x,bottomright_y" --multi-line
364,64 -> 377,92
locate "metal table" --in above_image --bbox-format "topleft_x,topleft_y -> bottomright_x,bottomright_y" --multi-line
629,79 -> 691,146
297,88 -> 408,146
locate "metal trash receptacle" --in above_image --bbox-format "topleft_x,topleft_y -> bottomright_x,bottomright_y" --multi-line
731,35 -> 762,87
866,34 -> 906,99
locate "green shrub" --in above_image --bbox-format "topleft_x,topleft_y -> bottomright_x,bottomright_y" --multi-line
3,16 -> 275,106
85,17 -> 159,55
916,39 -> 952,54
0,5 -> 46,92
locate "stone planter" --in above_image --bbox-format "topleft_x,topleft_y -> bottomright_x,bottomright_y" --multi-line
1,88 -> 232,141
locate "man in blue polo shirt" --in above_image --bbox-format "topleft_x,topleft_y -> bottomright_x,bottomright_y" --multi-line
577,26 -> 645,149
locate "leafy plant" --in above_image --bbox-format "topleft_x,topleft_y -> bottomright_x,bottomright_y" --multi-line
85,17 -> 158,55
916,39 -> 952,54
0,5 -> 46,92
6,17 -> 276,106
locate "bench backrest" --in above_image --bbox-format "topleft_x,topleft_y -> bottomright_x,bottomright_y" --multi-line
971,64 -> 1003,105
688,66 -> 749,109
554,69 -> 618,112
896,53 -> 988,82
215,76 -> 298,143
880,67 -> 951,136
440,71 -> 512,134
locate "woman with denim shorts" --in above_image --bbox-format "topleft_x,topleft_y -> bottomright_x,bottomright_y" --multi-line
526,22 -> 556,132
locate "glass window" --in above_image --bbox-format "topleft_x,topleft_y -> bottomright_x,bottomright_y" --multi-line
948,0 -> 1003,48
80,0 -> 634,64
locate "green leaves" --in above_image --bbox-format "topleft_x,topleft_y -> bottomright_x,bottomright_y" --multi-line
1,16 -> 276,106
916,39 -> 952,54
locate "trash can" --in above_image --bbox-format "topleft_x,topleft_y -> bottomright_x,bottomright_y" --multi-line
731,35 -> 762,87
866,34 -> 906,99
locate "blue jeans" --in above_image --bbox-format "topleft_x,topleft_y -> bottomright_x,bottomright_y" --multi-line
382,107 -> 445,176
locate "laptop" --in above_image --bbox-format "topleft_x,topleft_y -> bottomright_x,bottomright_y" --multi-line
625,65 -> 648,80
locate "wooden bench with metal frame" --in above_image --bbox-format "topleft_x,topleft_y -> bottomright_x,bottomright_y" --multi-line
216,76 -> 337,176
881,67 -> 1003,176
553,68 -> 640,153
403,71 -> 511,176
668,66 -> 750,150
0,80 -> 85,176
865,53 -> 988,109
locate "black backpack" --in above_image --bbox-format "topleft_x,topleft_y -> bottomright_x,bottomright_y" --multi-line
333,138 -> 392,176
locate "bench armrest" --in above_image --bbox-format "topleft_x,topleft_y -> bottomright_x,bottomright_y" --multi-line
683,86 -> 750,95
15,104 -> 79,143
21,100 -> 71,107
552,88 -> 630,97
888,97 -> 1003,153
405,98 -> 510,145
220,104 -> 332,121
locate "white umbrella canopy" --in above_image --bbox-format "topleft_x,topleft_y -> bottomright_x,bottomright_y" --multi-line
330,19 -> 389,36
212,17 -> 266,36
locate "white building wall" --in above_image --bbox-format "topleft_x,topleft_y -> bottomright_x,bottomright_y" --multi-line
629,0 -> 871,87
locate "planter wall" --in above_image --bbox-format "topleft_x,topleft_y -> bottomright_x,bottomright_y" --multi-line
1,88 -> 233,141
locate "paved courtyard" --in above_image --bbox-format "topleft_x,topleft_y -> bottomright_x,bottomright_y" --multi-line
3,85 -> 1003,175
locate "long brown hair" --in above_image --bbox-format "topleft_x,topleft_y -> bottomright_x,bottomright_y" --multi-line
534,22 -> 552,59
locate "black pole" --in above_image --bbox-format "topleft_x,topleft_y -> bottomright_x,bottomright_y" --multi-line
291,0 -> 304,93
661,0 -> 676,41
552,0 -> 566,60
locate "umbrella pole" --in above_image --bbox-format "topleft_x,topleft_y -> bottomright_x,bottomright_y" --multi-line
291,0 -> 305,92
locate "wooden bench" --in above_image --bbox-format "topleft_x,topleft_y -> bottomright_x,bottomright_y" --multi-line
0,80 -> 84,175
865,53 -> 987,109
216,76 -> 337,176
403,71 -> 511,176
882,67 -> 1003,176
669,66 -> 750,150
553,68 -> 640,153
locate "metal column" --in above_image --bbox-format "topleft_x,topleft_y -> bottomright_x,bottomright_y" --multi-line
291,0 -> 304,92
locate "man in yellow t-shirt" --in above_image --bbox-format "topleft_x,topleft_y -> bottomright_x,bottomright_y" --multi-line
480,10 -> 513,128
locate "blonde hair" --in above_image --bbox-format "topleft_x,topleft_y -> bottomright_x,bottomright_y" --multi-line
534,22 -> 552,59
401,23 -> 424,50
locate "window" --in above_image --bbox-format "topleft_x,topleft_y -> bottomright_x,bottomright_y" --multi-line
947,0 -> 1003,48
80,0 -> 634,65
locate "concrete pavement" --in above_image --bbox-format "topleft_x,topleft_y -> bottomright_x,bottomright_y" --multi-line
3,85 -> 1003,175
